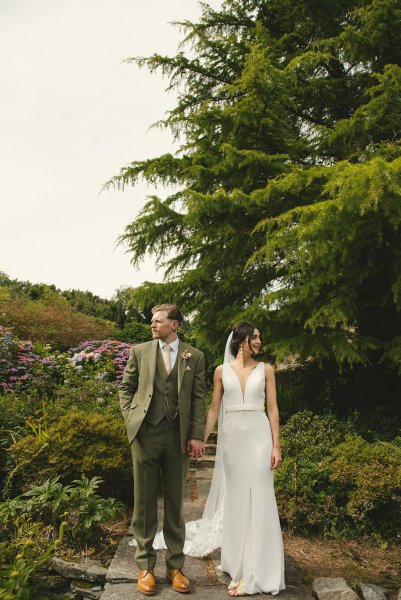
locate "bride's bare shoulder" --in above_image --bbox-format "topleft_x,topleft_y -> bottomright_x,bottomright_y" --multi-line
263,362 -> 275,375
213,364 -> 224,383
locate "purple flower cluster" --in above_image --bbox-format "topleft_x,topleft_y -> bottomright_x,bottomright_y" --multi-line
1,328 -> 133,394
68,339 -> 132,383
0,326 -> 59,392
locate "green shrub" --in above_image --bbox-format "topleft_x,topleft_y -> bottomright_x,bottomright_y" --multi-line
275,411 -> 401,541
329,434 -> 401,541
0,290 -> 114,350
0,381 -> 120,486
350,406 -> 401,442
275,412 -> 351,534
279,411 -> 355,461
275,455 -> 339,535
114,321 -> 152,344
49,379 -> 120,419
6,410 -> 132,503
0,393 -> 49,494
0,520 -> 59,600
0,476 -> 125,598
0,475 -> 125,545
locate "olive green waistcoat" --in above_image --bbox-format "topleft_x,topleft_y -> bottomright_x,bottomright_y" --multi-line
144,348 -> 179,427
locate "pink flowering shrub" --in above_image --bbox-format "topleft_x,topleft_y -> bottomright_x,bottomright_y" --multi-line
0,326 -> 63,393
68,340 -> 132,383
0,329 -> 132,395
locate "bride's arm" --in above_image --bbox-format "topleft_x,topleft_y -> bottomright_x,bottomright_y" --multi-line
203,365 -> 223,442
265,363 -> 282,469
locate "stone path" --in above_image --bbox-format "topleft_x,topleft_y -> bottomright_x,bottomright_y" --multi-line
100,466 -> 311,600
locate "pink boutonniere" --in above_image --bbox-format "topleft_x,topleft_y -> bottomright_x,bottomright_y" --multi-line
181,349 -> 192,371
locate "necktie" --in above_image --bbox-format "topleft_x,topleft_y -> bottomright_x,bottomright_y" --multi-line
162,343 -> 171,374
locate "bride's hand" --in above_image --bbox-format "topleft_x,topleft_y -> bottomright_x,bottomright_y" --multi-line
271,447 -> 282,470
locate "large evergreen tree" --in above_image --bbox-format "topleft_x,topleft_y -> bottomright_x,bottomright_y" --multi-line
109,0 -> 401,414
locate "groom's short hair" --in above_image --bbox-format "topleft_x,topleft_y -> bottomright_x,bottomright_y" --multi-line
152,303 -> 182,324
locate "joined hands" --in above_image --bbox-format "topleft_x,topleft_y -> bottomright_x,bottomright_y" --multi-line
187,438 -> 205,459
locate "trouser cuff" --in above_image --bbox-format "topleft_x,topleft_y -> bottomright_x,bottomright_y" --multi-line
136,560 -> 156,570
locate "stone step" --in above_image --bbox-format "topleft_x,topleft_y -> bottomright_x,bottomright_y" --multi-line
190,455 -> 216,468
100,465 -> 308,600
208,431 -> 217,443
204,443 -> 217,455
101,582 -> 312,600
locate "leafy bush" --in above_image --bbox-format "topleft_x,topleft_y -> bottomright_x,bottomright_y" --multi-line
275,411 -> 401,541
49,379 -> 120,418
279,411 -> 354,460
114,321 -> 152,344
0,476 -> 125,598
0,380 -> 119,476
0,290 -> 114,350
0,330 -> 132,498
7,410 -> 132,503
0,520 -> 60,600
329,435 -> 401,541
0,475 -> 125,544
350,405 -> 401,442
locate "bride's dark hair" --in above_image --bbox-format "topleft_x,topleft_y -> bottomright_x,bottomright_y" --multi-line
230,321 -> 261,358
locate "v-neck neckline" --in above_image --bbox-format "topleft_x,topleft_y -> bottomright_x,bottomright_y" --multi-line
228,362 -> 261,402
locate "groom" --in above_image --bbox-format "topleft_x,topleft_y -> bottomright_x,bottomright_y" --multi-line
119,304 -> 206,595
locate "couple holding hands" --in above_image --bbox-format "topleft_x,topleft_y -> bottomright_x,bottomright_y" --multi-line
119,304 -> 285,597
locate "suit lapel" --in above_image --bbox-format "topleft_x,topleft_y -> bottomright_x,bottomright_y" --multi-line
147,340 -> 159,386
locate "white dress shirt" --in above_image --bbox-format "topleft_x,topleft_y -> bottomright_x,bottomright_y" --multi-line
159,337 -> 180,370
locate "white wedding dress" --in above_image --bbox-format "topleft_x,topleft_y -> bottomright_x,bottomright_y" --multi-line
220,361 -> 285,594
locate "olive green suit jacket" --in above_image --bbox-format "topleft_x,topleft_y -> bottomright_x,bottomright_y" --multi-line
119,339 -> 206,453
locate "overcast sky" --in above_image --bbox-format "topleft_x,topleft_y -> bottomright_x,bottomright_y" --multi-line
0,0 -> 221,299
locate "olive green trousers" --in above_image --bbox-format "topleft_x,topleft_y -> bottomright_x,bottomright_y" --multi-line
131,419 -> 189,569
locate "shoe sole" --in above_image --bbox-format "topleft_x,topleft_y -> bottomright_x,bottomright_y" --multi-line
171,585 -> 191,594
166,574 -> 191,593
137,587 -> 156,596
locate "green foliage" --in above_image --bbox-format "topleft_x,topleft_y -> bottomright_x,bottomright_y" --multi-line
0,380 -> 121,497
108,0 -> 401,416
64,475 -> 125,541
275,411 -> 401,540
50,379 -> 120,418
0,520 -> 59,600
275,411 -> 352,533
6,410 -> 132,503
279,411 -> 354,460
329,435 -> 401,540
0,476 -> 124,598
0,289 -> 113,351
113,321 -> 152,344
0,272 -> 137,329
0,475 -> 125,544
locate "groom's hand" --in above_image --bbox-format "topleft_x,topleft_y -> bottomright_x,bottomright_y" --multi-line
187,438 -> 204,459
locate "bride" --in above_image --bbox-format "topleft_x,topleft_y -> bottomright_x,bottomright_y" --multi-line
131,321 -> 285,595
202,321 -> 285,595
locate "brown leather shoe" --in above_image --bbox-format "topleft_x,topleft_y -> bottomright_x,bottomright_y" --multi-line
166,569 -> 191,593
137,569 -> 156,596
